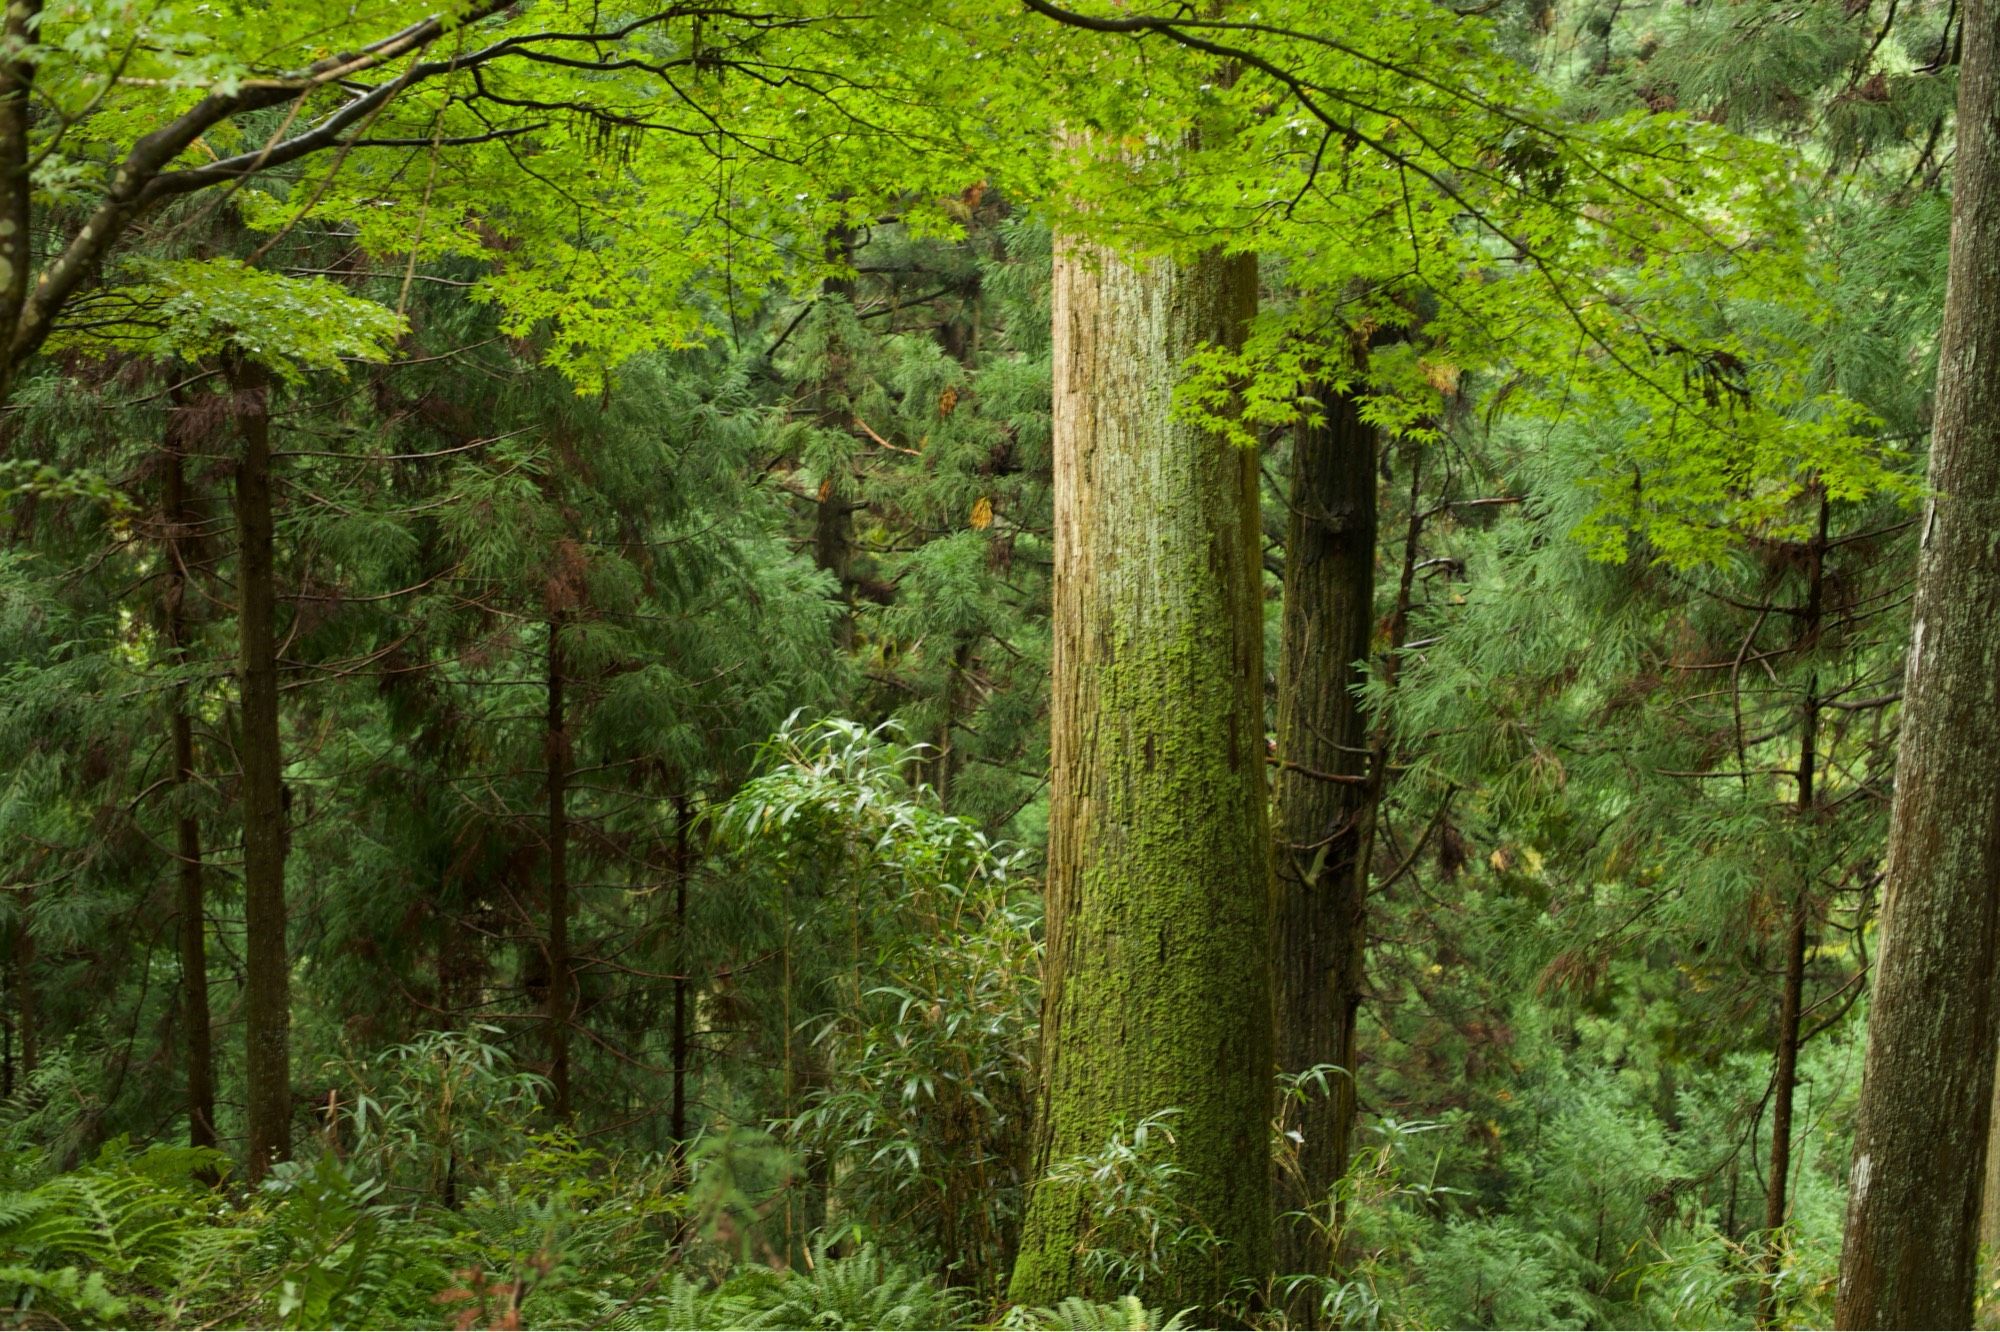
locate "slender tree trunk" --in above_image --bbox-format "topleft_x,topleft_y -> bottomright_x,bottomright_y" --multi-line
1836,6 -> 2000,1320
670,794 -> 692,1156
230,355 -> 290,1182
546,614 -> 572,1120
9,895 -> 32,1084
165,414 -> 217,1154
1271,384 -> 1377,1288
814,228 -> 860,649
1760,499 -> 1828,1327
936,636 -> 975,805
1007,234 -> 1272,1315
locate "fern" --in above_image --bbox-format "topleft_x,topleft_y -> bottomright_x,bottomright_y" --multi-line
0,1142 -> 224,1323
1006,1294 -> 1188,1331
729,1243 -> 972,1330
595,1274 -> 750,1330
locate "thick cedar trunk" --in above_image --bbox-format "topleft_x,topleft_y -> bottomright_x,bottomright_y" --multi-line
165,419 -> 217,1153
1271,386 -> 1377,1286
1836,4 -> 2000,1321
1008,236 -> 1272,1314
1760,500 -> 1828,1327
546,615 -> 573,1120
230,356 -> 290,1181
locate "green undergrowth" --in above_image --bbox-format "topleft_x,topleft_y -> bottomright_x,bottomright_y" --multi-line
0,1133 -> 1193,1330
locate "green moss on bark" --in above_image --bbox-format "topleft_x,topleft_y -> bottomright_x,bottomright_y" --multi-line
1008,237 -> 1272,1316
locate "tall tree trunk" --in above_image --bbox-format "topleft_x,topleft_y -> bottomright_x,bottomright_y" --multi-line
1271,384 -> 1377,1287
230,355 -> 290,1182
670,794 -> 692,1157
1007,235 -> 1272,1315
165,412 -> 216,1154
9,895 -> 32,1085
936,636 -> 975,805
1760,498 -> 1828,1327
1836,5 -> 2000,1320
814,227 -> 860,650
1,963 -> 11,1100
546,614 -> 573,1120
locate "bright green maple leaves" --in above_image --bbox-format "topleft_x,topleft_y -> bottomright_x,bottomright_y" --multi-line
19,0 -> 1914,564
50,258 -> 406,377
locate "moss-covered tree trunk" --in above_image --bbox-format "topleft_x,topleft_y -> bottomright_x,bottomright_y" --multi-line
1271,384 -> 1376,1288
1008,235 -> 1273,1315
230,356 -> 290,1181
1836,3 -> 2000,1321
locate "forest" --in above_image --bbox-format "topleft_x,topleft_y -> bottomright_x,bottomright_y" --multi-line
0,0 -> 1992,1328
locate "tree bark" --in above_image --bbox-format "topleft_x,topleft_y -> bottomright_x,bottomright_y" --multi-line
1836,4 -> 2000,1320
1007,235 -> 1272,1315
1271,384 -> 1376,1288
9,894 -> 32,1084
546,614 -> 573,1120
0,0 -> 40,402
230,355 -> 290,1182
670,794 -> 692,1156
813,228 -> 860,650
165,409 -> 217,1154
1983,1063 -> 2000,1261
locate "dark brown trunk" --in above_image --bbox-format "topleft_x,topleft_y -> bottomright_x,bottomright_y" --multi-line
545,615 -> 572,1120
165,417 -> 217,1153
0,0 -> 39,401
1836,4 -> 2000,1321
814,228 -> 859,649
230,355 -> 290,1182
10,893 -> 32,1083
1271,383 -> 1377,1288
1760,499 -> 1828,1327
936,637 -> 975,805
1336,446 -> 1427,1172
670,794 -> 692,1155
